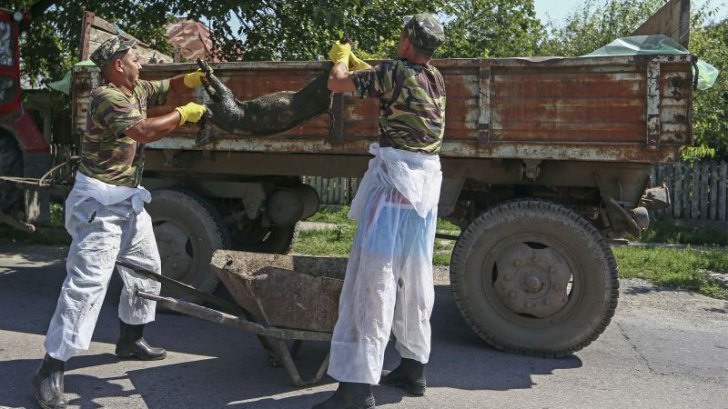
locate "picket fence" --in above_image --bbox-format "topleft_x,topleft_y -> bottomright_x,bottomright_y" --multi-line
304,160 -> 728,224
302,176 -> 360,207
652,160 -> 728,223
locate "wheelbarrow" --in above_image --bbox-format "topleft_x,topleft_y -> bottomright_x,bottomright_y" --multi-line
120,249 -> 348,387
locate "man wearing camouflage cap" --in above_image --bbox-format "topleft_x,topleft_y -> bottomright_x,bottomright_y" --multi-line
32,35 -> 208,409
313,13 -> 446,409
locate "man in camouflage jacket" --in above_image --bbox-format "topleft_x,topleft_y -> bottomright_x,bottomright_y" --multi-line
32,36 -> 207,409
313,13 -> 446,409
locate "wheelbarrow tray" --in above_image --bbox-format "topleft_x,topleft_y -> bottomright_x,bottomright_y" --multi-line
210,250 -> 347,333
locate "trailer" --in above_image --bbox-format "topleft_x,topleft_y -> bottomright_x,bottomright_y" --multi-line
0,4 -> 695,357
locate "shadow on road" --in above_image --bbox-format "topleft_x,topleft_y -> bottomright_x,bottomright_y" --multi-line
0,246 -> 583,408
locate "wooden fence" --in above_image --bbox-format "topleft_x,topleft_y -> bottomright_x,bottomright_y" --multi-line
652,160 -> 728,222
302,176 -> 360,207
304,160 -> 728,223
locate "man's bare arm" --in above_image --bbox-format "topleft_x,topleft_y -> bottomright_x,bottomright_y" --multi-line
168,74 -> 189,95
125,111 -> 181,144
328,62 -> 356,93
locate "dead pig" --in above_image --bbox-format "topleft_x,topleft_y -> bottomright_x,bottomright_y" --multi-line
196,60 -> 332,143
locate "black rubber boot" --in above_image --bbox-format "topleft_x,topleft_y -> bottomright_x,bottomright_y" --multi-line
379,358 -> 426,396
115,320 -> 166,361
32,354 -> 67,409
311,382 -> 375,409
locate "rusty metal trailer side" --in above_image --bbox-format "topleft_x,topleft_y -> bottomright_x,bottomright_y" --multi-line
71,54 -> 693,165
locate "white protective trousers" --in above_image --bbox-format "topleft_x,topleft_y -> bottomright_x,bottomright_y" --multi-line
328,144 -> 442,385
44,173 -> 162,362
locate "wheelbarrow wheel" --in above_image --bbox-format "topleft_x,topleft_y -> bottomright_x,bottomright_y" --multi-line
147,188 -> 231,296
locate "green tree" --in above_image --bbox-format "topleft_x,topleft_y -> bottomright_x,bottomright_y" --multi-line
9,0 -> 438,83
538,0 -> 664,56
179,0 -> 441,61
439,0 -> 542,58
9,0 -> 174,84
689,20 -> 728,157
9,0 -> 546,85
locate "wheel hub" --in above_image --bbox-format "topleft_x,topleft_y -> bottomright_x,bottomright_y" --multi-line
493,243 -> 572,317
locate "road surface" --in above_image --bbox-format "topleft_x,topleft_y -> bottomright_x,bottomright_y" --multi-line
0,244 -> 726,409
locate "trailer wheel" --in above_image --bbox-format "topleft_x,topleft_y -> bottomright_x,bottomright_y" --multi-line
147,189 -> 230,295
450,199 -> 619,357
0,134 -> 23,213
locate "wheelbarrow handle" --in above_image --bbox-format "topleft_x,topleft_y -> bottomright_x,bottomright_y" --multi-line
116,261 -> 246,316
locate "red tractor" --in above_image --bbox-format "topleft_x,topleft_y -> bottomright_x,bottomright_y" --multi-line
0,7 -> 52,231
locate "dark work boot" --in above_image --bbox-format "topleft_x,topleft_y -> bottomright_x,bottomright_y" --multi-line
32,354 -> 67,409
311,382 -> 375,409
115,320 -> 166,361
379,358 -> 426,396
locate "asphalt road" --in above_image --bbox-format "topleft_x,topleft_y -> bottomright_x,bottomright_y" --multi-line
1,244 -> 727,409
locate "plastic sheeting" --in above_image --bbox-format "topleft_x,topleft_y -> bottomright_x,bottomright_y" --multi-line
48,60 -> 95,95
582,35 -> 719,91
328,143 -> 442,384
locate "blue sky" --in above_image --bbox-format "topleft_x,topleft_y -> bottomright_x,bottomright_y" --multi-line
534,0 -> 727,24
533,0 -> 581,23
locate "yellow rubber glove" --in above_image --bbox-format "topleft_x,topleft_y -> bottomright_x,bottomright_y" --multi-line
183,69 -> 209,88
348,51 -> 372,71
328,41 -> 351,66
175,102 -> 206,125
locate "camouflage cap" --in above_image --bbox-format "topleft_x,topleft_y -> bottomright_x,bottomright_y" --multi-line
403,13 -> 445,54
90,36 -> 137,68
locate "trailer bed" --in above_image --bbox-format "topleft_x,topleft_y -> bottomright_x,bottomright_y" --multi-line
71,54 -> 694,165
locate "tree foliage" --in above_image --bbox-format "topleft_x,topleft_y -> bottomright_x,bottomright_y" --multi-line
9,0 -> 545,85
438,0 -> 542,58
9,0 -> 174,84
187,0 -> 438,61
689,20 -> 728,157
537,0 -> 664,56
8,0 -> 436,82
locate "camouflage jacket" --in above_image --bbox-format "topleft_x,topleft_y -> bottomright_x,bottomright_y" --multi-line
351,58 -> 446,154
80,79 -> 170,187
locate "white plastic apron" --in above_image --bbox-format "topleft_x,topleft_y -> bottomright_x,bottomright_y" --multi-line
328,144 -> 442,384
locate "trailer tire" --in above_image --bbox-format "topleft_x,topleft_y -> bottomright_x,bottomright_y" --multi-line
450,199 -> 619,357
0,134 -> 23,214
147,189 -> 231,295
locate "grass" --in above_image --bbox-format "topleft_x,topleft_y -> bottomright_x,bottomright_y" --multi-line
2,203 -> 727,300
294,206 -> 458,266
296,207 -> 728,300
294,224 -> 356,256
614,246 -> 728,300
640,219 -> 728,246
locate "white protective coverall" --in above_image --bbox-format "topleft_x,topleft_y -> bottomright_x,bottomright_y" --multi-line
44,172 -> 162,362
328,143 -> 442,385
